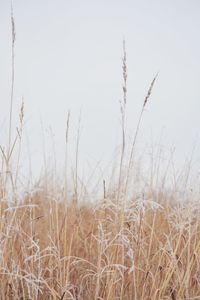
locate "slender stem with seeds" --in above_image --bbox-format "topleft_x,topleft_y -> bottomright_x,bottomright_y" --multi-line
8,4 -> 16,161
117,39 -> 127,202
124,73 -> 158,197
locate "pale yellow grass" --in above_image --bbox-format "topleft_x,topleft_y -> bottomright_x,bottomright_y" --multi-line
0,188 -> 200,299
1,10 -> 199,300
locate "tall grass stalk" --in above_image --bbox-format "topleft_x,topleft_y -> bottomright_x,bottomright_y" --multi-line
124,73 -> 158,197
8,3 -> 16,159
117,39 -> 127,203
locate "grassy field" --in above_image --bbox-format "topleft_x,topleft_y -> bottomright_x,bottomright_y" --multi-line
0,13 -> 200,300
0,183 -> 200,299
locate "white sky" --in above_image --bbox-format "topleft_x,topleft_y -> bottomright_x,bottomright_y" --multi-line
0,0 -> 200,184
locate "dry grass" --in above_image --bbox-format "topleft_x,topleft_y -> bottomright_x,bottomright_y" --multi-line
0,188 -> 200,299
0,9 -> 200,300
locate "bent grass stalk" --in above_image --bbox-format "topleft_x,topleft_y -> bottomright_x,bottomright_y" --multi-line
124,73 -> 158,197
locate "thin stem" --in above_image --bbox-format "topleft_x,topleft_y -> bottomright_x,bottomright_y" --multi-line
8,3 -> 16,160
125,73 -> 158,196
117,39 -> 127,202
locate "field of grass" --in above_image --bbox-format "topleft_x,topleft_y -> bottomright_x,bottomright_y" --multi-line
0,11 -> 200,300
0,183 -> 200,299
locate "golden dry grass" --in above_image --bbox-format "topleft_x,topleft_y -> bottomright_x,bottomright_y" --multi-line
0,187 -> 200,299
1,11 -> 199,300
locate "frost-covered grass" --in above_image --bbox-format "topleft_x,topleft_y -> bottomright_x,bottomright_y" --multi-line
0,185 -> 200,299
1,11 -> 200,299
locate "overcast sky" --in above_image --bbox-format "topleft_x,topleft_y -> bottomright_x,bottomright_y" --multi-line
0,0 -> 200,183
